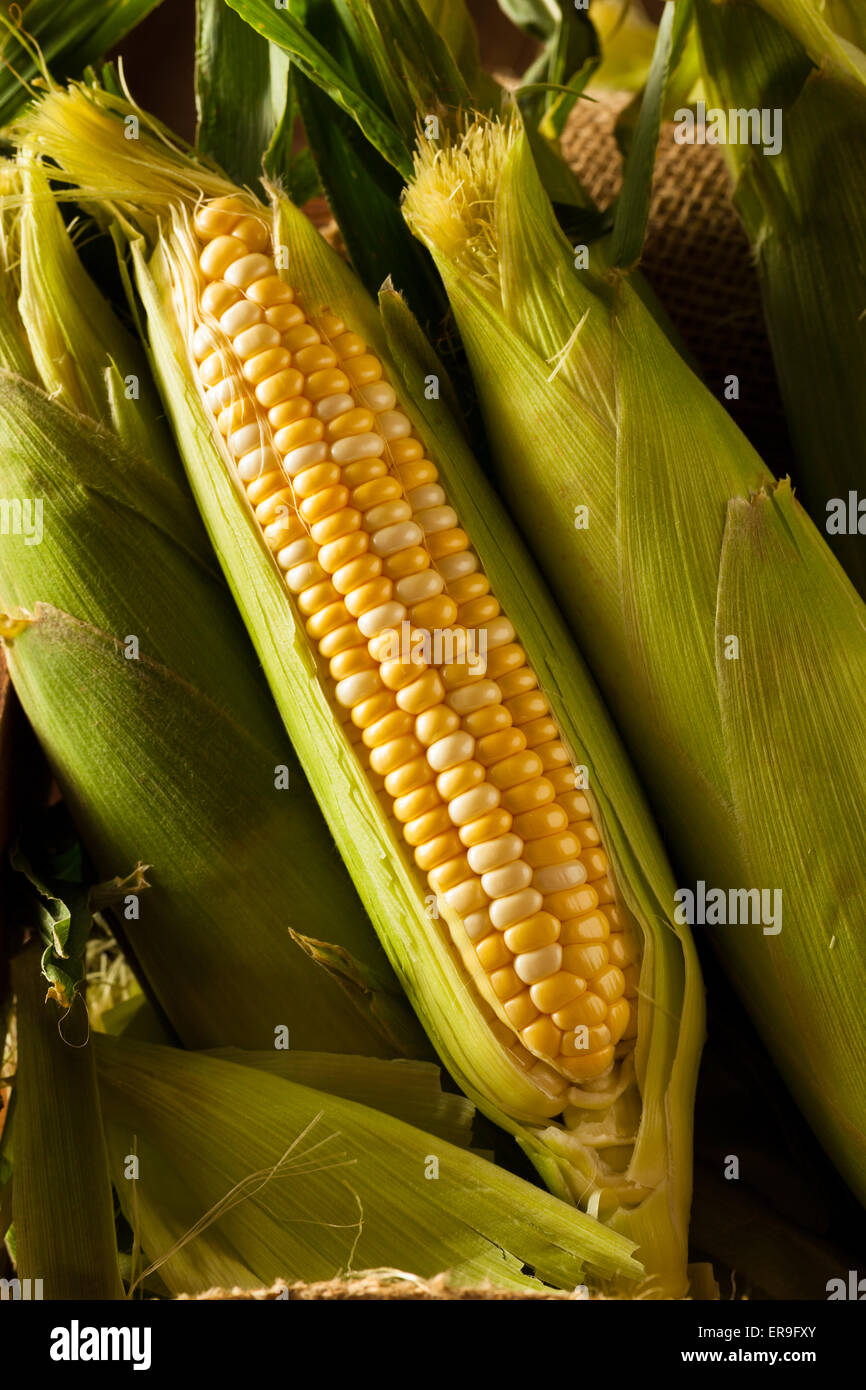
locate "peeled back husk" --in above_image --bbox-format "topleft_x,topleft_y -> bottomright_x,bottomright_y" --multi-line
95,1034 -> 643,1294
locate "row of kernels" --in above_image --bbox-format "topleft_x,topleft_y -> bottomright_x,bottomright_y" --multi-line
193,205 -> 626,1081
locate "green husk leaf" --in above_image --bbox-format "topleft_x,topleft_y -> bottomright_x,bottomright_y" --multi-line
8,806 -> 94,1008
223,0 -> 412,176
269,1 -> 451,317
11,942 -> 123,1299
12,154 -> 178,479
195,0 -> 290,189
291,70 -> 442,314
0,1 -> 166,129
325,0 -> 470,130
747,0 -> 866,89
96,1036 -> 640,1293
693,0 -> 866,597
289,931 -> 436,1059
589,0 -> 658,94
203,1050 -> 475,1148
101,992 -> 174,1045
495,0 -> 555,42
715,480 -> 866,1198
3,597 -> 412,1058
0,173 -> 37,383
608,0 -> 676,269
418,0 -> 500,106
537,4 -> 599,137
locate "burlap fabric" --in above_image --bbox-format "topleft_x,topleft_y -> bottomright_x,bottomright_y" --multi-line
562,92 -> 788,472
182,1273 -> 583,1301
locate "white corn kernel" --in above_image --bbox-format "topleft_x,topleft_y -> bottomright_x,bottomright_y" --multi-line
407,484 -> 446,511
416,505 -> 458,534
357,602 -> 407,638
515,945 -> 562,984
238,446 -> 282,481
279,538 -> 318,569
283,442 -> 329,475
489,888 -> 543,930
220,300 -> 264,336
334,670 -> 381,707
447,680 -> 501,715
286,561 -> 324,593
225,252 -> 273,288
192,325 -> 218,360
437,551 -> 479,582
449,784 -> 501,825
371,521 -> 423,556
377,410 -> 412,439
395,571 -> 444,604
534,863 -> 587,894
427,731 -> 475,772
315,393 -> 355,421
482,861 -> 533,899
467,835 -> 523,875
358,381 -> 397,411
366,500 -> 412,529
228,423 -> 265,458
331,432 -> 386,464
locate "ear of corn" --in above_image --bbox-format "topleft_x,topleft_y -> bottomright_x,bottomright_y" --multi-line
17,80 -> 706,1295
403,111 -> 866,1204
691,0 -> 866,598
95,1034 -> 642,1294
0,159 -> 420,1059
11,943 -> 123,1300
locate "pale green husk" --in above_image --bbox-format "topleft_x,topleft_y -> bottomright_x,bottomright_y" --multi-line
692,0 -> 866,598
15,79 -> 706,1295
95,1036 -> 642,1294
11,944 -> 123,1300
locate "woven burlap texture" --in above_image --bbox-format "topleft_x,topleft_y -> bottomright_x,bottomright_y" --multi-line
562,92 -> 787,471
181,1273 -> 585,1301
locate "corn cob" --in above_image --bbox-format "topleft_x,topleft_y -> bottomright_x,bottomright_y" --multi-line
188,194 -> 635,1086
16,81 -> 704,1293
